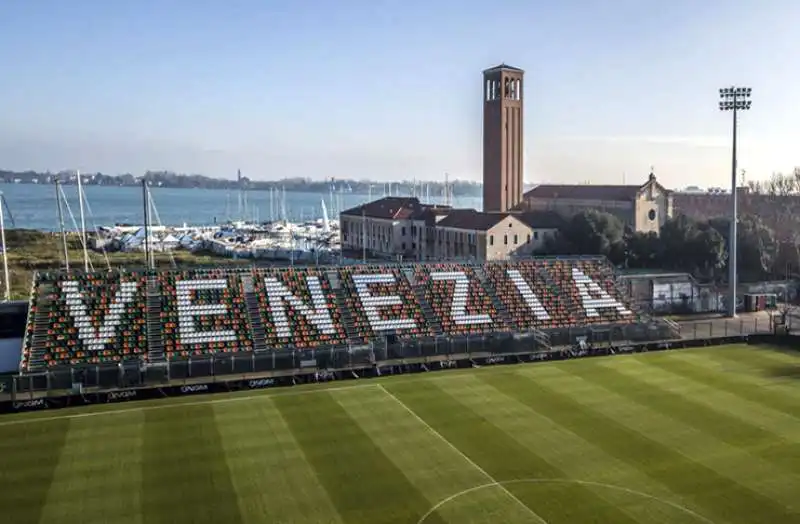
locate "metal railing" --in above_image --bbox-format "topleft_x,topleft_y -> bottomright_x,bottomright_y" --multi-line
2,314 -> 777,403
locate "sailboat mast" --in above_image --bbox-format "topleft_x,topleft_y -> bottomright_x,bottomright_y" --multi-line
76,170 -> 89,271
147,187 -> 156,269
269,187 -> 274,222
55,178 -> 69,271
142,178 -> 151,269
0,194 -> 9,301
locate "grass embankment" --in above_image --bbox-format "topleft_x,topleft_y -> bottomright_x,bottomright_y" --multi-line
4,230 -> 248,300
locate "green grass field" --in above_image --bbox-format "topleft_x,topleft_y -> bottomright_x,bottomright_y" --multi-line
1,344 -> 799,524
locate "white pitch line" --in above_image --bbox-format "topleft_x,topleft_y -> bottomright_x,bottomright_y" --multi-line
0,383 -> 380,428
375,384 -> 550,524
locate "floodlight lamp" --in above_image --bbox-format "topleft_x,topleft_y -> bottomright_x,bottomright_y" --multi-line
745,101 -> 752,109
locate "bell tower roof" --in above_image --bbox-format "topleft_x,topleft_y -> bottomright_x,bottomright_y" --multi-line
483,63 -> 524,74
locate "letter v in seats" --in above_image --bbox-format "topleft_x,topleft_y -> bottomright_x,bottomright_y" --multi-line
61,280 -> 139,352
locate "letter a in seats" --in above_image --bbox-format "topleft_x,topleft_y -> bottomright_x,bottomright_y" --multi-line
571,268 -> 632,317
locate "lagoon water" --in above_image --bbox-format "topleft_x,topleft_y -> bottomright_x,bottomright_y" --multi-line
0,183 -> 482,231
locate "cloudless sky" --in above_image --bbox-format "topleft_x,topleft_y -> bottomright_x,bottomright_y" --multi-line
0,0 -> 797,189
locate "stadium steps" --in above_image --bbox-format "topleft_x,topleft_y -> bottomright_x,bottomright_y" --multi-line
27,280 -> 54,371
240,274 -> 268,352
145,275 -> 166,362
326,270 -> 361,344
531,328 -> 552,351
20,274 -> 41,372
402,268 -> 444,337
472,265 -> 514,329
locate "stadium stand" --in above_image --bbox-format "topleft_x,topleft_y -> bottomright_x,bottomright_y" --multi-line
413,262 -> 502,336
19,258 -> 648,373
253,267 -> 348,349
158,268 -> 252,359
337,264 -> 435,342
484,260 -> 572,330
22,270 -> 148,369
545,259 -> 634,326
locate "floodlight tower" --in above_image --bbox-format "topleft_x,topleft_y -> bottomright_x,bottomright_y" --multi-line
719,86 -> 752,318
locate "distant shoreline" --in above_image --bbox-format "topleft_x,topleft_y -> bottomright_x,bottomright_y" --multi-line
1,175 -> 482,199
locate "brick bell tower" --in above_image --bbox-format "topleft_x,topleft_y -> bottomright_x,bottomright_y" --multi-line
482,64 -> 524,213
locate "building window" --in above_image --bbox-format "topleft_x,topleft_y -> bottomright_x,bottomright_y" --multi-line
489,235 -> 494,246
412,242 -> 416,249
402,227 -> 406,236
513,234 -> 518,244
504,235 -> 508,245
648,209 -> 657,221
527,234 -> 531,243
402,242 -> 406,250
534,231 -> 539,240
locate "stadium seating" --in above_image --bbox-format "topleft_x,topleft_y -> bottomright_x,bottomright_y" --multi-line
414,263 -> 499,336
19,257 -> 645,372
23,270 -> 148,369
484,260 -> 571,330
337,265 -> 433,341
253,267 -> 348,349
547,259 -> 635,326
157,269 -> 253,359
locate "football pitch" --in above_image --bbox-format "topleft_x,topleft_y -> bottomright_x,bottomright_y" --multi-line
1,344 -> 799,524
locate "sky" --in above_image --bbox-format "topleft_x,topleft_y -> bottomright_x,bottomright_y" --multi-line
0,0 -> 797,190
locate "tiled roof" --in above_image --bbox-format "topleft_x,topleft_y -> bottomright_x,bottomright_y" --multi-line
483,63 -> 524,74
514,211 -> 564,229
340,197 -> 451,221
522,184 -> 643,202
436,209 -> 510,231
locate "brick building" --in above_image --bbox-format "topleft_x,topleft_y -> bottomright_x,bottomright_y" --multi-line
340,197 -> 559,262
516,172 -> 674,234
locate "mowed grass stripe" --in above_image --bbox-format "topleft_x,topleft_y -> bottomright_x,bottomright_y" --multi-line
433,374 -> 706,524
672,347 -> 800,396
386,380 -> 642,524
649,350 -> 800,418
333,388 -> 536,524
38,413 -> 145,524
494,367 -> 795,524
591,357 -> 800,472
274,391 -> 445,524
213,400 -> 343,524
0,419 -> 70,524
530,366 -> 798,509
142,405 -> 243,524
680,347 -> 800,398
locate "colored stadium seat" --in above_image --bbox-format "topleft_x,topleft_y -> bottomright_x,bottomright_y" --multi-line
337,265 -> 433,341
22,270 -> 148,369
19,258 -> 643,372
484,260 -> 571,330
414,263 -> 499,336
158,269 -> 252,359
253,267 -> 348,349
547,259 -> 635,326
